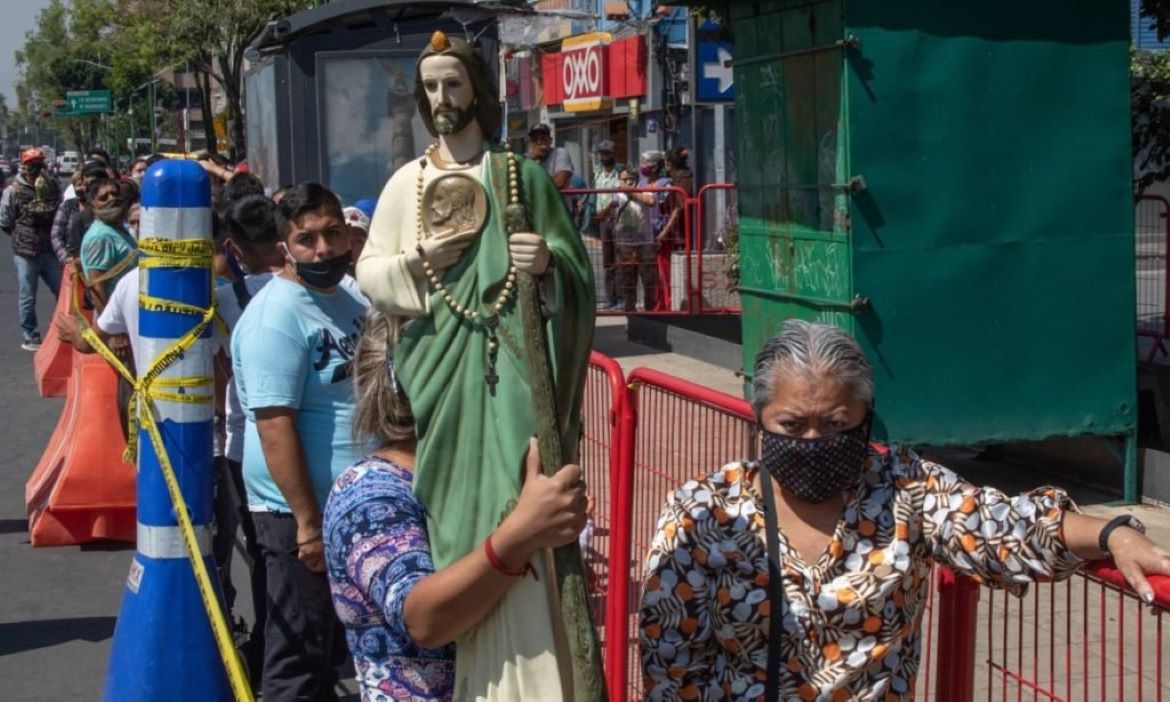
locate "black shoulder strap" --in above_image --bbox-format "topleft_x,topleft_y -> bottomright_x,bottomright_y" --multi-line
759,470 -> 785,702
232,277 -> 253,310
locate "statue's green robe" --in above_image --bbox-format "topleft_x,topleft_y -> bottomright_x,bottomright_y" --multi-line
394,149 -> 595,568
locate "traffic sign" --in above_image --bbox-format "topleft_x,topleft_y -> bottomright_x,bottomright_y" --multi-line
696,19 -> 735,103
53,89 -> 112,117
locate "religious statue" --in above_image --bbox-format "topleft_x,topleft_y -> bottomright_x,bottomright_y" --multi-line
356,31 -> 599,701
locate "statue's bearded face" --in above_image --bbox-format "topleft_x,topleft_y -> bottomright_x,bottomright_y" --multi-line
420,55 -> 475,136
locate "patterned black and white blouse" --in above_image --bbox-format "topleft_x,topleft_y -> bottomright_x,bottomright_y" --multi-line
639,445 -> 1084,701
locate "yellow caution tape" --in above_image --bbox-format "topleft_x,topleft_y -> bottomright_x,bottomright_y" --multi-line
76,237 -> 254,702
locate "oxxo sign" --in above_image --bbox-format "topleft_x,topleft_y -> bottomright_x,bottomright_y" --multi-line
561,33 -> 608,112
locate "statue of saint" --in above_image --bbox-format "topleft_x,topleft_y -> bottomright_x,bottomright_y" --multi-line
356,31 -> 596,701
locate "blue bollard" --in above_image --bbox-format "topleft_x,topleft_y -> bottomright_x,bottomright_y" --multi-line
103,160 -> 235,701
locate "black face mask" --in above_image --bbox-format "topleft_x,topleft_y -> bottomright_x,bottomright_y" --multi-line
283,246 -> 351,289
600,157 -> 616,169
759,418 -> 871,503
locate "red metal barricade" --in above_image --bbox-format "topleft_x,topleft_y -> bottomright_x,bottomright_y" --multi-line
582,357 -> 1170,700
581,351 -> 627,701
609,367 -> 759,700
1136,194 -> 1170,361
692,183 -> 741,314
565,184 -> 740,317
976,562 -> 1170,701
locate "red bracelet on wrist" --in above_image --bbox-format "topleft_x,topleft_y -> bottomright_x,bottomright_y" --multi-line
483,534 -> 537,580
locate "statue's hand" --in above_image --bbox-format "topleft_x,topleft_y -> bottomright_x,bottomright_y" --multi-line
508,232 -> 552,275
418,228 -> 478,271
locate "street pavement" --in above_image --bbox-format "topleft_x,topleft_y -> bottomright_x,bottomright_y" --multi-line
0,249 -> 130,700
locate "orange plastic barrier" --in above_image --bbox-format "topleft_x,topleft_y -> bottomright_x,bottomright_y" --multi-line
26,349 -> 135,546
33,271 -> 80,397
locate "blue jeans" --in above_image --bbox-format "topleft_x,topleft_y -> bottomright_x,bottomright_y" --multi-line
13,252 -> 62,339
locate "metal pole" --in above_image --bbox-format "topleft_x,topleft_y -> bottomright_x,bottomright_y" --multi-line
149,80 -> 158,153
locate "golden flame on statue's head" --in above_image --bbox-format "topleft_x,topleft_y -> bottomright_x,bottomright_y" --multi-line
430,31 -> 451,52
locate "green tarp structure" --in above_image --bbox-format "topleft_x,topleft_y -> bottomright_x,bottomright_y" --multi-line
730,0 -> 1137,495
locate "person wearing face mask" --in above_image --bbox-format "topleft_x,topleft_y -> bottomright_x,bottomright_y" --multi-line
0,148 -> 63,350
78,178 -> 136,313
58,162 -> 110,265
640,319 -> 1170,702
128,157 -> 148,184
125,202 -> 140,240
230,182 -> 370,700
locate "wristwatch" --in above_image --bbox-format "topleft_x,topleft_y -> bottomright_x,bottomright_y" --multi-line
1098,514 -> 1146,557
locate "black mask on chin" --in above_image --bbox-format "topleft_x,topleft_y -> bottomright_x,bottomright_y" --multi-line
283,245 -> 351,289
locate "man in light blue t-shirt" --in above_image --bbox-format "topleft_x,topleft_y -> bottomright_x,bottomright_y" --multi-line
230,183 -> 369,701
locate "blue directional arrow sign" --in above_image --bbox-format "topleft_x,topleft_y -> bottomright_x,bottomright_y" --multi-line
695,19 -> 734,103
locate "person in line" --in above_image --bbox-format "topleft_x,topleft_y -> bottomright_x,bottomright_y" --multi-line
640,320 -> 1170,701
342,206 -> 370,276
1,147 -> 62,350
50,172 -> 84,265
527,122 -> 576,216
213,194 -> 289,683
78,177 -> 136,313
655,147 -> 692,311
527,122 -> 574,189
323,311 -> 588,701
86,147 -> 118,180
609,166 -> 659,311
55,253 -> 139,440
231,182 -> 369,701
128,157 -> 149,183
590,140 -> 622,309
59,161 -> 110,264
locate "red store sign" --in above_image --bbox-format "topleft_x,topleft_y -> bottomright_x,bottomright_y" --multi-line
541,34 -> 647,112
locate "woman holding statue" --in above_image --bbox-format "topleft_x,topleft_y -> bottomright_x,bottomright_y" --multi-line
355,31 -> 596,701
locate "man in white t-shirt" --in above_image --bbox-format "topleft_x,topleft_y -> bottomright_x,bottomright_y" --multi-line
55,267 -> 139,439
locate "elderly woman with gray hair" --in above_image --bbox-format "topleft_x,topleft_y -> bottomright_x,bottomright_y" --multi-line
639,319 -> 1170,701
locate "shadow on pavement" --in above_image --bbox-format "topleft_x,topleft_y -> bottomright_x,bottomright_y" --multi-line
0,616 -> 116,656
0,519 -> 28,536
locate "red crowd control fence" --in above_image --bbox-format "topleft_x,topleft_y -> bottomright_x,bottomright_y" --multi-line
565,184 -> 740,317
582,352 -> 1170,701
1136,194 -> 1170,361
979,561 -> 1170,702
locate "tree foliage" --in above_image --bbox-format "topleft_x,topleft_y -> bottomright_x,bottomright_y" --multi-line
1136,1 -> 1170,194
14,0 -> 314,160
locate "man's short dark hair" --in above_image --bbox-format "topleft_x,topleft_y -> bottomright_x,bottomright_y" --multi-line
86,147 -> 112,166
88,176 -> 115,195
221,173 -> 265,205
214,172 -> 266,217
119,179 -> 140,206
145,154 -> 165,167
81,161 -> 108,180
275,183 -> 343,239
129,157 -> 148,170
225,195 -> 279,251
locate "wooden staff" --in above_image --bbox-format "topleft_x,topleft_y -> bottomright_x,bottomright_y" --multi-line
505,198 -> 607,702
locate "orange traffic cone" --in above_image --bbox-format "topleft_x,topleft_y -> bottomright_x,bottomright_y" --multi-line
33,270 -> 81,397
26,349 -> 136,546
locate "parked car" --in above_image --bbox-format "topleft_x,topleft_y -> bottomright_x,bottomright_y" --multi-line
58,151 -> 80,176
